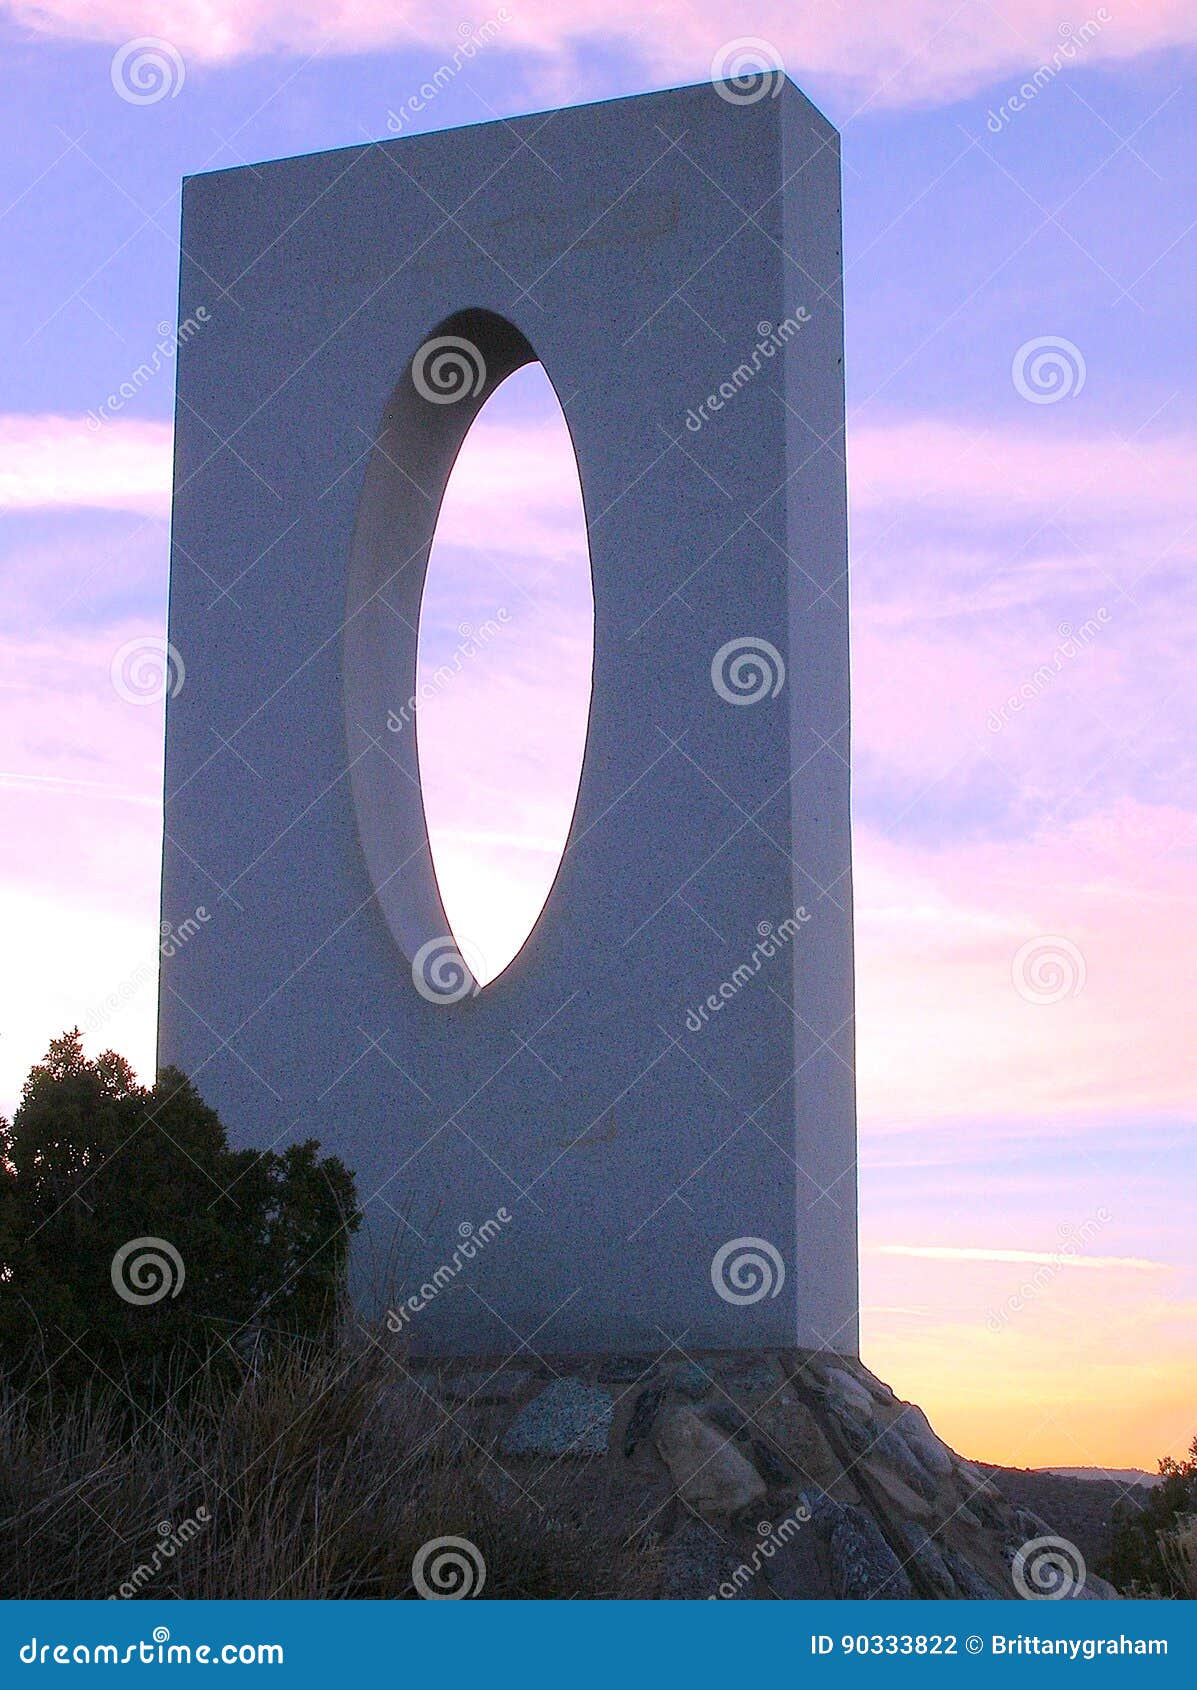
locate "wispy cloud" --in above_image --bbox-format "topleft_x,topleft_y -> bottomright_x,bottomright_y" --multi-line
0,414 -> 171,515
872,1244 -> 1167,1271
0,769 -> 160,805
855,808 -> 1195,1126
851,416 -> 1197,526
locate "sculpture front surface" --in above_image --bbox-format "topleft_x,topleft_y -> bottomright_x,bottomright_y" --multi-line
161,78 -> 857,1354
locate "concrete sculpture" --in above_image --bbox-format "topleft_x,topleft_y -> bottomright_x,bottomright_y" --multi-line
160,76 -> 857,1355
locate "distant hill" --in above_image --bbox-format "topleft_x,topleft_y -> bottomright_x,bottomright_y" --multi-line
1042,1467 -> 1158,1488
978,1463 -> 1152,1573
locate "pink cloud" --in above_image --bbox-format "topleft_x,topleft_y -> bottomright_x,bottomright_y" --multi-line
850,416 -> 1197,526
0,620 -> 166,913
853,802 -> 1195,1126
425,416 -> 590,564
3,1 -> 1195,107
0,619 -> 166,1114
847,417 -> 1195,808
0,414 -> 172,516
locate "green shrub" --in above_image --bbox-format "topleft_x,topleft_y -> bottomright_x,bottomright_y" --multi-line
0,1031 -> 359,1397
1100,1437 -> 1197,1598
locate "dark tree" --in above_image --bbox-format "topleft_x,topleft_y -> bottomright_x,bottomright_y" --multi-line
0,1031 -> 359,1397
1100,1437 -> 1197,1598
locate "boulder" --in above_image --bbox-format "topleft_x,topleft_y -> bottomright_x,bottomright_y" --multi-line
501,1378 -> 614,1456
862,1457 -> 935,1522
654,1406 -> 767,1519
892,1403 -> 954,1476
822,1366 -> 876,1420
748,1396 -> 851,1495
811,1496 -> 914,1599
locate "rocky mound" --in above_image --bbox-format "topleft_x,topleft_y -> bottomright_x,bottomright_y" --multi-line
406,1349 -> 1120,1600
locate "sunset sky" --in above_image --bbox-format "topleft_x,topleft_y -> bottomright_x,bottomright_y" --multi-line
0,1 -> 1193,1471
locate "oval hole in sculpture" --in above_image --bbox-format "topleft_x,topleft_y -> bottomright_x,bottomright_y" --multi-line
415,363 -> 594,987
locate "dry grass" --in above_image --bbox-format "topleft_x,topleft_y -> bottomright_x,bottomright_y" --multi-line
1160,1517 -> 1197,1600
0,1339 -> 657,1600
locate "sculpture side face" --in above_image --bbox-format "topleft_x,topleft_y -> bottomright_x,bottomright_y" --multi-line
161,79 -> 858,1355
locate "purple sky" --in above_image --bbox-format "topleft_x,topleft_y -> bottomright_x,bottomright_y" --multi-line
0,0 -> 1193,1466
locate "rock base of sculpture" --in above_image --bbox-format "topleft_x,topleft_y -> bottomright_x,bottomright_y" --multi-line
394,1349 -> 1118,1600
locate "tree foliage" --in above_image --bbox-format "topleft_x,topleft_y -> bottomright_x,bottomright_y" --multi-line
1100,1437 -> 1197,1598
0,1031 -> 359,1396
